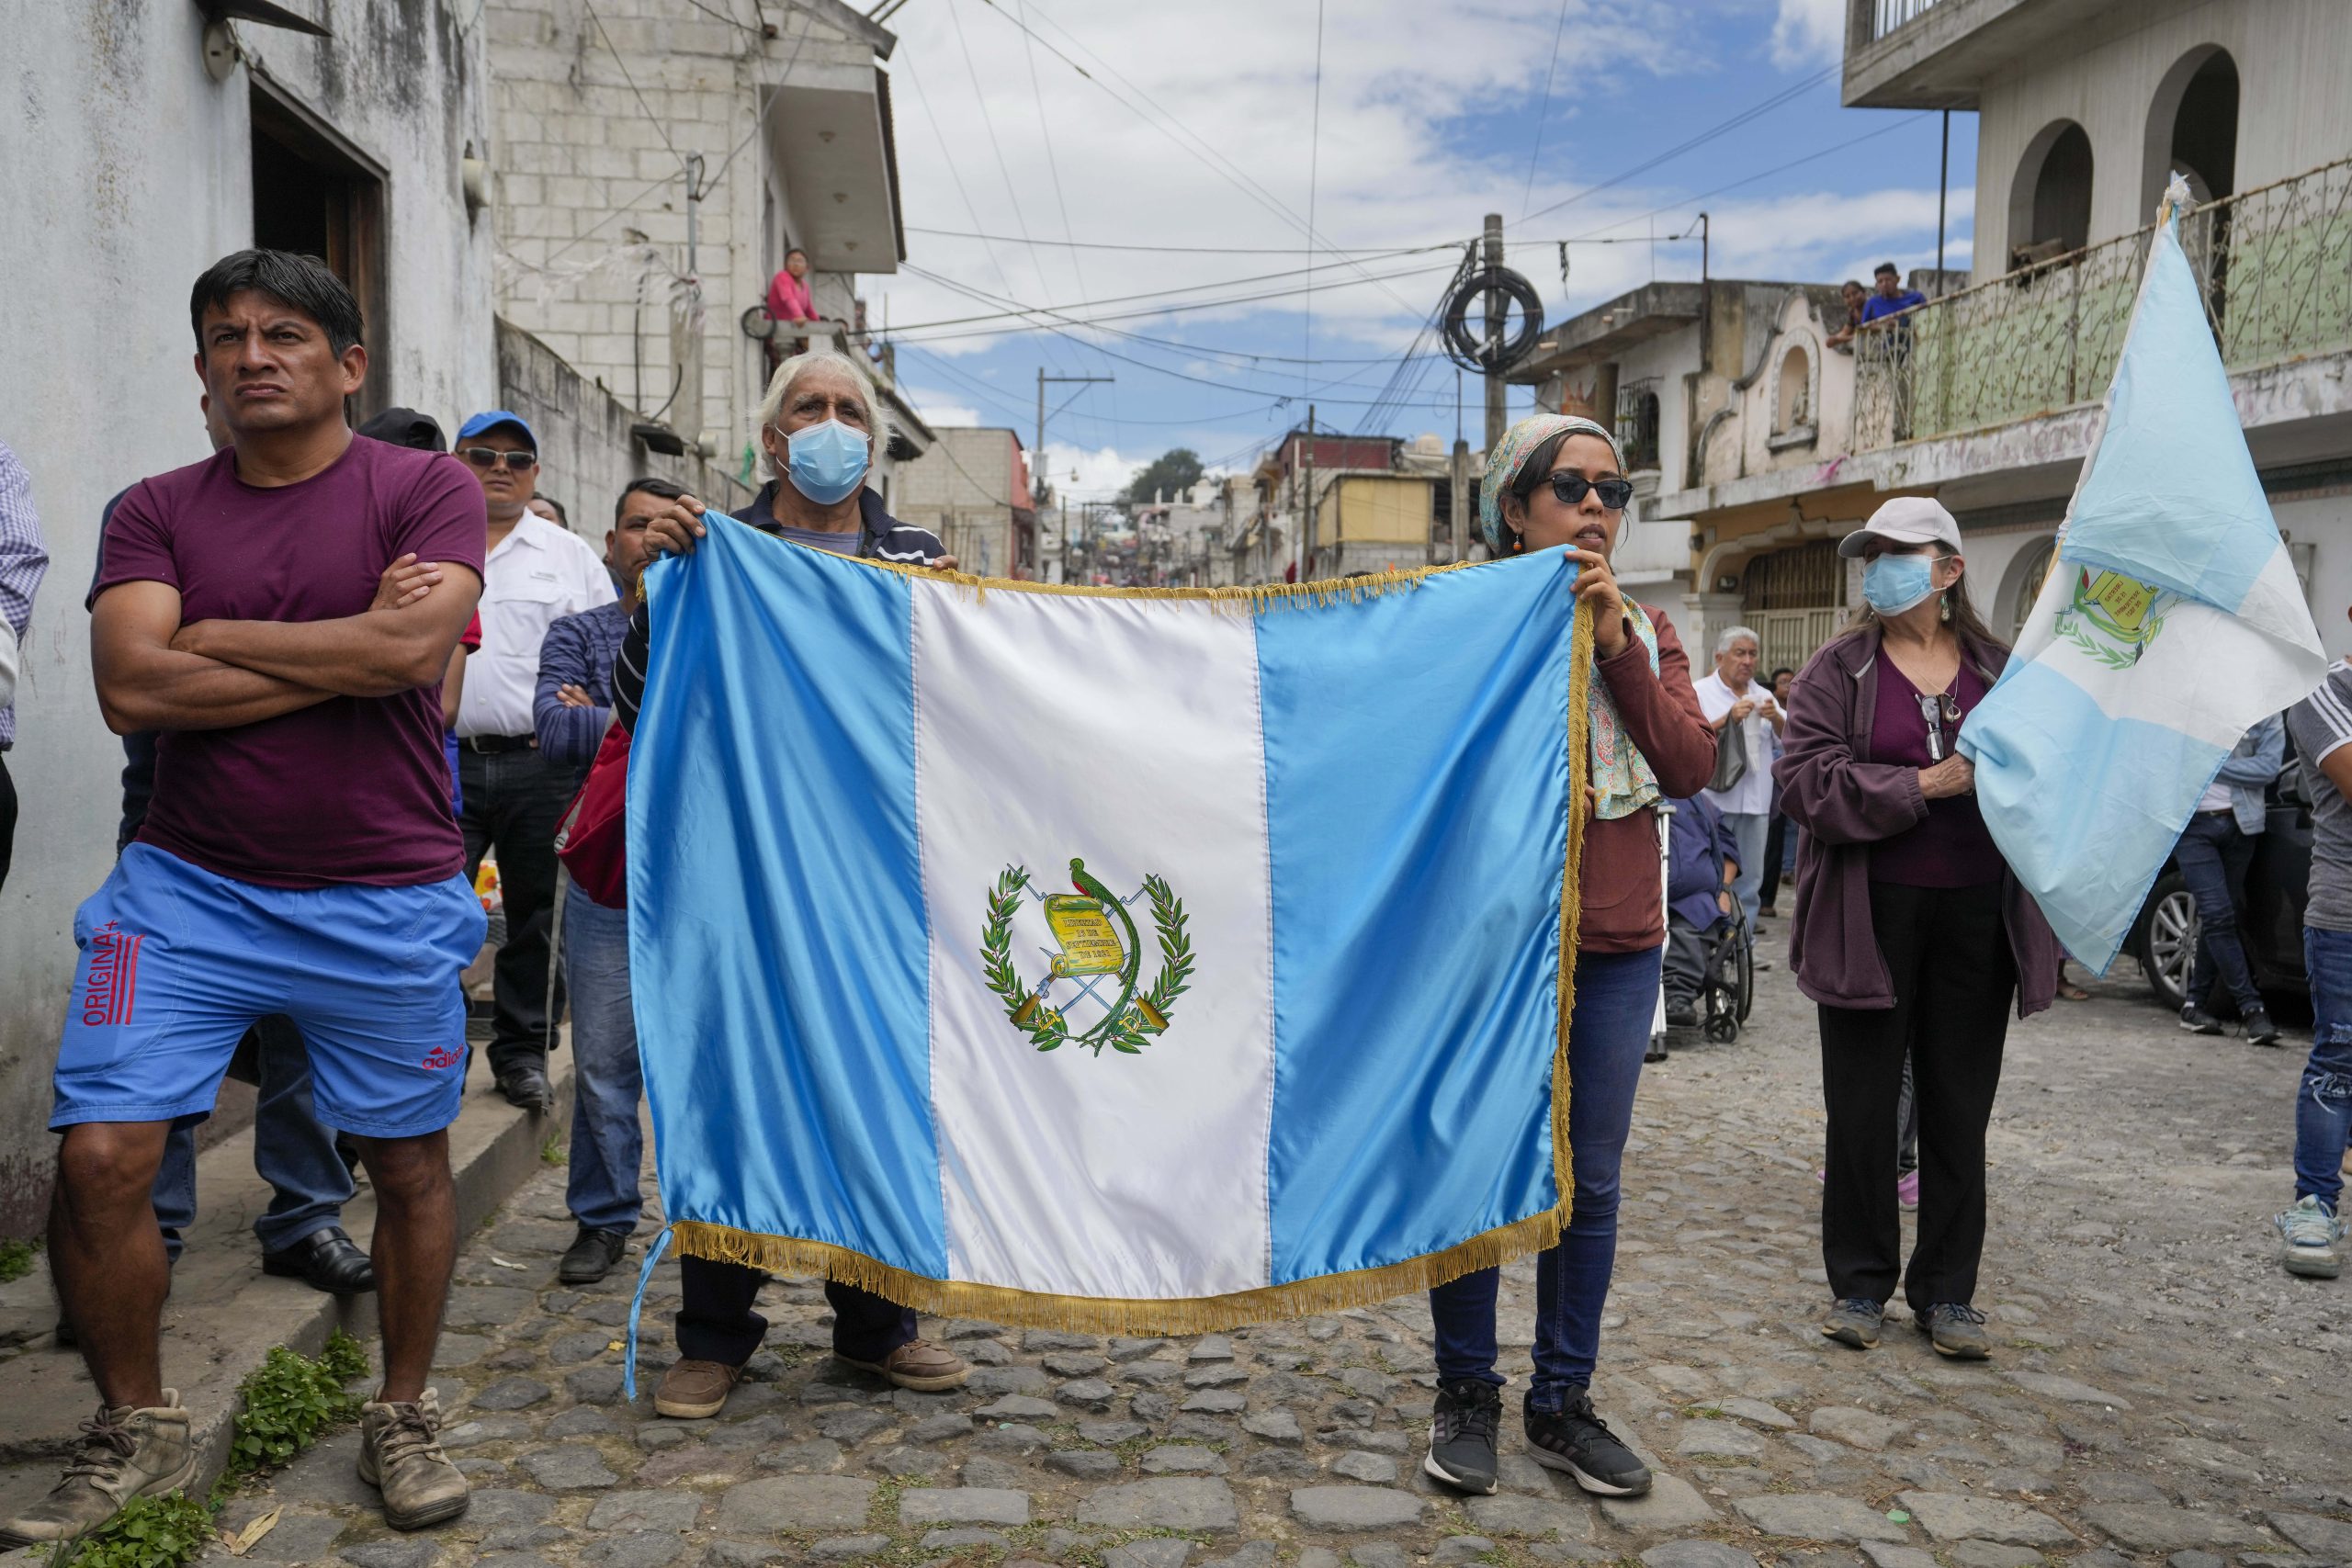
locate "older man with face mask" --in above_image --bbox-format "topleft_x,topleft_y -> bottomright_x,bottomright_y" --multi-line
1694,625 -> 1784,951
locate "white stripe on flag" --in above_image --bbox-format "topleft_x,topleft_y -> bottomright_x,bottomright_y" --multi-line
912,588 -> 1276,1302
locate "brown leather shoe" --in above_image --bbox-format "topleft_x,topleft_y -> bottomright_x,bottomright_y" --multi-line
838,1338 -> 969,1393
356,1388 -> 468,1531
653,1358 -> 742,1419
0,1393 -> 197,1547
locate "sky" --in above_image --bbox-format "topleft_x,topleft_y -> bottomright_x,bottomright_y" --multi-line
865,0 -> 1979,502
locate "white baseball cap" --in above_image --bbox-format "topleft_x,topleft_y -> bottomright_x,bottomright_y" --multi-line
1837,495 -> 1962,558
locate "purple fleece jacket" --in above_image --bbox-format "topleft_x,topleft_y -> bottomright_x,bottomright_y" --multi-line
1772,624 -> 2061,1016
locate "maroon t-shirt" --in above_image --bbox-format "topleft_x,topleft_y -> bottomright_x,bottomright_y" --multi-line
1869,647 -> 2002,888
95,436 -> 488,888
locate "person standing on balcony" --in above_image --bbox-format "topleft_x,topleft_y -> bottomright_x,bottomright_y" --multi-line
1860,263 -> 1928,325
1826,279 -> 1869,351
765,246 -> 820,362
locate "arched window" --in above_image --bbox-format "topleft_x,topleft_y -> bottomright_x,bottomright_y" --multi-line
1776,346 -> 1813,433
2009,120 -> 2094,264
2145,47 -> 2238,213
2009,536 -> 2057,639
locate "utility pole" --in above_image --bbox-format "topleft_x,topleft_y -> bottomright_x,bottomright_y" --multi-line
1935,110 -> 1951,295
1482,213 -> 1507,457
1297,406 -> 1317,582
1038,367 -> 1112,584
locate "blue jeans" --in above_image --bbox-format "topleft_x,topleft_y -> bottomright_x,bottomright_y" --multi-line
1724,812 -> 1769,939
2295,927 -> 2352,1213
2177,812 -> 2261,1015
152,1015 -> 353,1263
562,885 -> 644,1235
1428,945 -> 1663,1408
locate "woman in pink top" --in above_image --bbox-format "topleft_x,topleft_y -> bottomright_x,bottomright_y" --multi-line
765,246 -> 816,326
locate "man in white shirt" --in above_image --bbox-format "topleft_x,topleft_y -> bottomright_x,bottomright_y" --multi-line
1692,624 -> 1783,953
451,412 -> 616,1111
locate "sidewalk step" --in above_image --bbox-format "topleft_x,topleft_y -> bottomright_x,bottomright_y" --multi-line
0,1057 -> 573,1519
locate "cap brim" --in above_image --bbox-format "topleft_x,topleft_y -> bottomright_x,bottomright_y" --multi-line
1836,530 -> 1878,558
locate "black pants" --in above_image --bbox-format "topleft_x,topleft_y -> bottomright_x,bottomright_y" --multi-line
673,1255 -> 917,1368
2177,811 -> 2262,1016
0,750 -> 15,891
1818,880 -> 2013,1311
1759,813 -> 1790,910
458,746 -> 575,1077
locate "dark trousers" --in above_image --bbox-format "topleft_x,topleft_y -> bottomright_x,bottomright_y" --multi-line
1818,880 -> 2013,1311
1759,811 -> 1791,909
2177,811 -> 2262,1016
458,746 -> 574,1077
0,750 -> 15,890
674,1255 -> 917,1368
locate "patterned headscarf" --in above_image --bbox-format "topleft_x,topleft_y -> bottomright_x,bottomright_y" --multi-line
1478,412 -> 1662,820
1478,413 -> 1624,554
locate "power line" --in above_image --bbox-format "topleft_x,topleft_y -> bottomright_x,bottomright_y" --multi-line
899,51 -> 1025,305
905,228 -> 1457,257
884,259 -> 1462,344
1303,0 -> 1325,400
1520,0 -> 1571,219
881,254 -> 1464,334
581,0 -> 688,172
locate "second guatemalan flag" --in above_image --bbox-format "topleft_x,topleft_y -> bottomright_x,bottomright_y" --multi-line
1960,179 -> 2327,970
626,518 -> 1595,1331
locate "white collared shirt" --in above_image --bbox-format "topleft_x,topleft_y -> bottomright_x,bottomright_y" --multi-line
1692,669 -> 1781,817
456,513 -> 617,738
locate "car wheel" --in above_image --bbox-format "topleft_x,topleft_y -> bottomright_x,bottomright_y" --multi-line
2141,873 -> 2198,1013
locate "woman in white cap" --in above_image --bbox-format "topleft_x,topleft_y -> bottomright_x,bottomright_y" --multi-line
1773,497 -> 2060,1359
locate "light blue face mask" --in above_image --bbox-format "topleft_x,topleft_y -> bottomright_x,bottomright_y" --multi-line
1862,552 -> 1938,615
785,419 -> 872,505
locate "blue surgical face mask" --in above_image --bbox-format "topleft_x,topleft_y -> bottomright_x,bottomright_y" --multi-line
785,419 -> 871,505
1862,552 -> 1938,615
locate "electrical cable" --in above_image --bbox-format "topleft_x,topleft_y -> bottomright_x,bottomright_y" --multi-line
581,0 -> 689,172
904,228 -> 1457,257
1521,0 -> 1570,219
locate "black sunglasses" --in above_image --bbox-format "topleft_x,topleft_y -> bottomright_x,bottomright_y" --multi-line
458,446 -> 537,471
1545,470 -> 1634,510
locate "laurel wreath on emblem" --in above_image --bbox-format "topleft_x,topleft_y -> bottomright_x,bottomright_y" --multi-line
2054,569 -> 2170,672
979,859 -> 1193,1056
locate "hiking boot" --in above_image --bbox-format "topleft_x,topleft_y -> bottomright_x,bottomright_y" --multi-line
1917,1303 -> 1991,1359
2277,1194 -> 2346,1279
1526,1387 -> 1651,1496
838,1338 -> 969,1392
655,1358 -> 743,1419
0,1393 -> 197,1547
357,1388 -> 469,1530
1421,1377 -> 1502,1495
557,1226 -> 628,1285
1820,1297 -> 1883,1349
2180,1004 -> 2223,1035
2245,1007 -> 2280,1046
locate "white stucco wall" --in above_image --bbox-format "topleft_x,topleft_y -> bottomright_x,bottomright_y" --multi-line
1972,0 -> 2352,276
0,2 -> 493,1231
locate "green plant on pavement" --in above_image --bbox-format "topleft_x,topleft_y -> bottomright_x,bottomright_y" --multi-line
33,1491 -> 210,1568
226,1328 -> 370,1480
539,1134 -> 567,1167
0,1235 -> 40,1282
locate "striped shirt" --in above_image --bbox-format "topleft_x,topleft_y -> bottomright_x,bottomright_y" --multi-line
612,483 -> 944,733
2289,660 -> 2352,931
534,599 -> 629,779
0,440 -> 52,747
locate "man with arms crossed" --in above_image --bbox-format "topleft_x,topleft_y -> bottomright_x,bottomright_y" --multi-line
2,251 -> 484,1546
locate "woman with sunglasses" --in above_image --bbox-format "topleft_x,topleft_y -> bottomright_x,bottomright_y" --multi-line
1422,415 -> 1715,1499
1774,497 -> 2058,1360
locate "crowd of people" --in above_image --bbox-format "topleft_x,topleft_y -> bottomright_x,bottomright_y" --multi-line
0,244 -> 2346,1550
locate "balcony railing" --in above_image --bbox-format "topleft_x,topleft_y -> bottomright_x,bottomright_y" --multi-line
1853,155 -> 2352,451
1871,0 -> 1948,41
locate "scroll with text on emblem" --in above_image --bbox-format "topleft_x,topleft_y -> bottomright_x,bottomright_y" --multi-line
627,514 -> 1593,1334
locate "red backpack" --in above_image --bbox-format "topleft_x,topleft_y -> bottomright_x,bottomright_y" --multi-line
554,723 -> 632,908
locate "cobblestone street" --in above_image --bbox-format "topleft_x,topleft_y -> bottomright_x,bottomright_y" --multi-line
150,922 -> 2352,1565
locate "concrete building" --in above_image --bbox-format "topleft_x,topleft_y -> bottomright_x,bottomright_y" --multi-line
484,0 -> 932,492
0,1 -> 499,1232
893,427 -> 1036,579
1648,0 -> 2352,668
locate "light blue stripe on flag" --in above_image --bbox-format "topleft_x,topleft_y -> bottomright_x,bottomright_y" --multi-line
1258,551 -> 1575,1284
1962,656 -> 2227,966
628,517 -> 948,1278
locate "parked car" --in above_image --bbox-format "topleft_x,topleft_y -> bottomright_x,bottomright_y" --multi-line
2126,773 -> 2312,1012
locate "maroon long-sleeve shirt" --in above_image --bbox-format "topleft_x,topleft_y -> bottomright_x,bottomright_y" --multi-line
1579,605 -> 1720,953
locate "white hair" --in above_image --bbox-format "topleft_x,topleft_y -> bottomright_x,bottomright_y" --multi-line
754,349 -> 888,479
1715,624 -> 1761,657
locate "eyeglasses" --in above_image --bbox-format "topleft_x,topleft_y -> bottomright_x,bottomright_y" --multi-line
1545,471 -> 1634,510
458,447 -> 538,471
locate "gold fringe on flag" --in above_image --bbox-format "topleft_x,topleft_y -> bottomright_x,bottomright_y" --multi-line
661,550 -> 1598,1336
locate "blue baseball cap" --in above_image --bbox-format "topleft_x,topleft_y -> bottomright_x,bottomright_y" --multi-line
457,410 -> 537,449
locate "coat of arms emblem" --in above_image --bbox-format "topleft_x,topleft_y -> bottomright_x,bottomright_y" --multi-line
979,859 -> 1193,1055
2055,567 -> 2172,670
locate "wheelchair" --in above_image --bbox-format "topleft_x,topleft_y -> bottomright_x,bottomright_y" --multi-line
1698,907 -> 1755,1044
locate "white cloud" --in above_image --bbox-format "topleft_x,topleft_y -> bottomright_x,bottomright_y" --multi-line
900,389 -> 985,428
1769,0 -> 1845,69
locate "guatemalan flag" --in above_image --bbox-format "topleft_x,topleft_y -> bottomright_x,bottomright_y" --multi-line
1960,177 -> 2327,971
624,517 -> 1597,1334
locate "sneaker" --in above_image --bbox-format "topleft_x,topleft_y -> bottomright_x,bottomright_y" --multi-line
1525,1387 -> 1651,1496
1421,1377 -> 1502,1495
2245,1007 -> 2280,1046
0,1393 -> 197,1547
357,1388 -> 469,1530
557,1226 -> 628,1285
1896,1169 -> 1920,1211
1820,1297 -> 1883,1349
2277,1194 -> 2346,1279
654,1358 -> 743,1419
1916,1302 -> 1991,1359
837,1338 -> 969,1392
2180,1004 -> 2223,1035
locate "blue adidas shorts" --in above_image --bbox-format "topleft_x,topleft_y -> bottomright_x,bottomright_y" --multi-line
51,844 -> 488,1139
